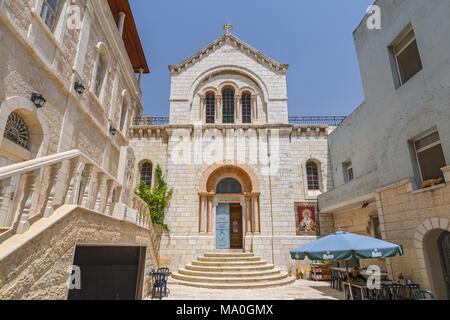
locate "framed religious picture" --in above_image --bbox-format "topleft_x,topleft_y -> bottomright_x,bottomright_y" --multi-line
295,203 -> 318,236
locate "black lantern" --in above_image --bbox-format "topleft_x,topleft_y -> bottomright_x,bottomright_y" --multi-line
31,92 -> 46,108
74,80 -> 86,95
109,126 -> 118,136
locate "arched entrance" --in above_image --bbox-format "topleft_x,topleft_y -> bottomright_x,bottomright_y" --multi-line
198,165 -> 261,250
423,229 -> 450,299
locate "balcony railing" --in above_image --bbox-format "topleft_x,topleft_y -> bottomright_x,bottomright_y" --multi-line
132,116 -> 347,127
288,116 -> 347,126
133,117 -> 170,126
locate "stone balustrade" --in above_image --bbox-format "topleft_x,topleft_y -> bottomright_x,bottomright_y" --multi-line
0,150 -> 152,243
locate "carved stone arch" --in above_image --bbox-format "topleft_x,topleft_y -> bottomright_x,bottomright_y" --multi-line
200,87 -> 219,96
95,42 -> 112,70
218,81 -> 239,94
199,164 -> 260,193
239,86 -> 257,96
0,97 -> 50,160
189,65 -> 269,106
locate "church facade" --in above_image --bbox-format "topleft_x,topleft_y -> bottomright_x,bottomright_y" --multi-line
130,25 -> 337,272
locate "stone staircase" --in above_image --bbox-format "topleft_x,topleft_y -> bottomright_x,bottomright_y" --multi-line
170,251 -> 295,289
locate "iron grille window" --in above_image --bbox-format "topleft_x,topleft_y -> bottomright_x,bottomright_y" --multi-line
217,178 -> 242,194
205,94 -> 215,124
4,112 -> 30,150
242,93 -> 252,124
140,162 -> 153,186
222,89 -> 235,124
40,0 -> 61,32
306,162 -> 320,190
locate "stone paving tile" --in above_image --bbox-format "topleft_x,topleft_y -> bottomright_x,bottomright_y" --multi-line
158,280 -> 343,300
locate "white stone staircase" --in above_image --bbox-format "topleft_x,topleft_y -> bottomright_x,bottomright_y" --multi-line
170,252 -> 295,289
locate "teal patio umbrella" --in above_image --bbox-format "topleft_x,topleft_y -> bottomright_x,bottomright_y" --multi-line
290,231 -> 404,299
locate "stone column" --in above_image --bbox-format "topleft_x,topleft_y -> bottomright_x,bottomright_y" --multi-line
17,170 -> 40,234
44,163 -> 62,218
207,193 -> 215,233
252,95 -> 257,119
245,192 -> 252,234
118,12 -> 126,37
199,95 -> 205,122
235,94 -> 241,123
252,192 -> 261,234
199,192 -> 207,233
216,95 -> 222,123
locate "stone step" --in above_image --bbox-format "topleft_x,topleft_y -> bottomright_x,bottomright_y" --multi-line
185,263 -> 275,273
204,252 -> 254,258
169,276 -> 296,290
177,267 -> 282,278
191,259 -> 267,267
197,256 -> 261,263
172,271 -> 289,284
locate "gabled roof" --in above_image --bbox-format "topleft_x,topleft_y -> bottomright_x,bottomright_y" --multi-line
168,29 -> 289,76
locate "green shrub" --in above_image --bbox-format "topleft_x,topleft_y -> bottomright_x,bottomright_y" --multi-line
135,165 -> 172,232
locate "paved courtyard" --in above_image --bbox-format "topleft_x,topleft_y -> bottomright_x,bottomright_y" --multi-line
161,280 -> 343,300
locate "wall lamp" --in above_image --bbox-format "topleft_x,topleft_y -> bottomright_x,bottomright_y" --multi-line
362,201 -> 370,209
74,80 -> 86,96
31,92 -> 46,108
109,126 -> 118,136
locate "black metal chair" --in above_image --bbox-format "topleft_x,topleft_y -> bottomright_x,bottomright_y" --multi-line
412,288 -> 436,300
157,268 -> 171,297
151,272 -> 167,300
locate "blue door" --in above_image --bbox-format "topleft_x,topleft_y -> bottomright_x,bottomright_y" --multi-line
216,204 -> 230,249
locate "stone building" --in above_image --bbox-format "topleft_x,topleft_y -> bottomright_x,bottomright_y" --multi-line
130,24 -> 341,288
0,0 -> 158,299
318,0 -> 450,300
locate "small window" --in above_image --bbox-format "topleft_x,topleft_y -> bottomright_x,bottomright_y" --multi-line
242,93 -> 252,124
414,131 -> 446,182
140,162 -> 153,186
343,161 -> 354,183
306,161 -> 320,190
119,99 -> 128,131
222,89 -> 235,124
216,178 -> 242,194
4,112 -> 30,150
392,28 -> 423,86
40,0 -> 61,32
371,216 -> 382,240
205,93 -> 215,124
94,54 -> 106,97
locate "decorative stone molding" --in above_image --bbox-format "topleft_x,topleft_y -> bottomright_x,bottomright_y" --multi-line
414,217 -> 450,249
168,34 -> 289,76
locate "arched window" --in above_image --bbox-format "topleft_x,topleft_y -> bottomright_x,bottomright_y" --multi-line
217,178 -> 242,194
306,161 -> 320,190
222,88 -> 235,124
140,162 -> 153,186
4,112 -> 30,150
205,93 -> 216,124
242,92 -> 252,124
94,53 -> 107,97
119,98 -> 128,131
40,0 -> 62,31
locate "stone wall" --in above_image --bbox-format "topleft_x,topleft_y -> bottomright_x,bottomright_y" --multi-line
376,173 -> 450,299
0,205 -> 157,300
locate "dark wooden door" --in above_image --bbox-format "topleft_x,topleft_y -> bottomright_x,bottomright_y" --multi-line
68,246 -> 144,300
439,232 -> 450,299
230,204 -> 243,249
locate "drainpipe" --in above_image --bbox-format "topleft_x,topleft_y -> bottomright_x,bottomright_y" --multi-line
118,12 -> 126,37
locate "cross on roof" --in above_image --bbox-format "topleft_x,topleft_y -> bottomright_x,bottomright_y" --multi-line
223,23 -> 233,36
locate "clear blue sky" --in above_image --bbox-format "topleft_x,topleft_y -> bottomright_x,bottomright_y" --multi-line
130,0 -> 373,117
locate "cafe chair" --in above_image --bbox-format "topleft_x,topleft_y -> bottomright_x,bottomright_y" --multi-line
412,289 -> 436,300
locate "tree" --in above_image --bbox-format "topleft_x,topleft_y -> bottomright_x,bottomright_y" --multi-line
135,165 -> 172,231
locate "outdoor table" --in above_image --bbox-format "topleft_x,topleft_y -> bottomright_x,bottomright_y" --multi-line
330,267 -> 389,279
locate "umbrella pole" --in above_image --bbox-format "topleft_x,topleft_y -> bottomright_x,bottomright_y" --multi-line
345,260 -> 354,300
